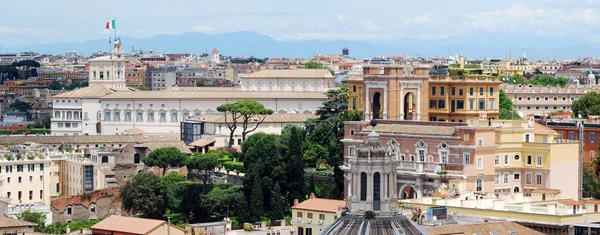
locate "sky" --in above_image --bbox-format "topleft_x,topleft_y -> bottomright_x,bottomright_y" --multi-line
1,0 -> 600,47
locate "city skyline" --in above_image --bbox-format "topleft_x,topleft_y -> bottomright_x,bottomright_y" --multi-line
1,0 -> 600,48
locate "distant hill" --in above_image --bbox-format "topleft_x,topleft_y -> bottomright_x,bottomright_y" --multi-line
1,31 -> 598,60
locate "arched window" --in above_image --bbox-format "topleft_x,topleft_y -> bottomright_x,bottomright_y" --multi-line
360,173 -> 367,201
101,156 -> 109,163
439,141 -> 449,163
134,153 -> 140,164
476,178 -> 483,192
415,140 -> 428,162
514,187 -> 520,193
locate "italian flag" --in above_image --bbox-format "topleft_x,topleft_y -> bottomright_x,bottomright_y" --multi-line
105,19 -> 116,29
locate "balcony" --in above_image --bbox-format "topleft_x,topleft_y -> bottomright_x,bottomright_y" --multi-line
397,161 -> 464,175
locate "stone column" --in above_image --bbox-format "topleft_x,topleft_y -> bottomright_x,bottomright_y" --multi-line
347,174 -> 352,199
353,171 -> 359,201
365,86 -> 370,120
399,87 -> 405,120
417,86 -> 422,120
367,172 -> 373,202
416,176 -> 424,199
383,87 -> 388,119
383,172 -> 388,200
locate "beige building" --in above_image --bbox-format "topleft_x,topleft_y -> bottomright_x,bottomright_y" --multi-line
241,69 -> 335,92
91,215 -> 185,235
88,41 -> 126,89
503,83 -> 600,116
291,194 -> 345,235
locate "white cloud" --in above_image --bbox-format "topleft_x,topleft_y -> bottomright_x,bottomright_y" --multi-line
0,26 -> 63,37
363,19 -> 381,31
192,25 -> 215,33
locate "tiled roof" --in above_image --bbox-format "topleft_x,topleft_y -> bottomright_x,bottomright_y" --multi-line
424,221 -> 544,235
52,85 -> 115,98
188,113 -> 317,124
244,69 -> 334,79
165,87 -> 241,92
189,139 -> 215,147
91,215 -> 174,234
0,134 -> 181,145
292,198 -> 346,213
102,90 -> 327,100
363,124 -> 455,136
531,189 -> 561,195
51,188 -> 120,213
558,199 -> 581,206
0,215 -> 37,228
211,48 -> 219,54
134,141 -> 192,154
584,199 -> 600,205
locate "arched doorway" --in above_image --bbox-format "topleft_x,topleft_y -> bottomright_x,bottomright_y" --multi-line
373,172 -> 381,210
399,184 -> 418,199
404,93 -> 416,120
372,92 -> 381,119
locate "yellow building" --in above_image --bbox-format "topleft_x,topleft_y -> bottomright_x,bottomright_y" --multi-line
489,118 -> 580,200
291,194 -> 345,235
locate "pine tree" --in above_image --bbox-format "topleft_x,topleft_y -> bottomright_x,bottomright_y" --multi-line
309,174 -> 316,195
250,174 -> 264,221
285,126 -> 306,204
270,182 -> 288,221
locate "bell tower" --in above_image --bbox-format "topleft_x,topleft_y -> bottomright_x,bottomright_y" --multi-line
87,39 -> 127,89
345,120 -> 400,215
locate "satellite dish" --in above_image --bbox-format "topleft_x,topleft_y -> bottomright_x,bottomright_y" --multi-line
518,112 -> 525,119
578,114 -> 583,119
432,216 -> 437,221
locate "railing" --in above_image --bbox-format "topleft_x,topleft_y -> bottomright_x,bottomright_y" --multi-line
397,161 -> 465,174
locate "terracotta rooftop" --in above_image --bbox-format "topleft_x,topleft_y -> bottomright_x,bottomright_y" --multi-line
363,124 -> 455,136
52,188 -> 120,213
189,113 -> 317,124
188,139 -> 216,147
134,141 -> 192,154
91,215 -> 184,234
0,215 -> 37,228
424,221 -> 544,235
584,199 -> 600,205
531,189 -> 561,195
292,198 -> 346,213
558,199 -> 581,206
244,69 -> 334,79
211,48 -> 219,54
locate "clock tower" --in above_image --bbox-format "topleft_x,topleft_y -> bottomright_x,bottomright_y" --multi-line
88,39 -> 127,89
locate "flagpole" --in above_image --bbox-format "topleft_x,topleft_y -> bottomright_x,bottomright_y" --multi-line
113,18 -> 117,44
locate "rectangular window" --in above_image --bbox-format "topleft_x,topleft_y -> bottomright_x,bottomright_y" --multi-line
490,88 -> 494,96
457,100 -> 464,109
477,157 -> 483,169
438,100 -> 446,109
104,112 -> 111,121
171,112 -> 178,122
469,87 -> 474,96
537,156 -> 543,166
418,150 -> 426,162
495,175 -> 499,185
464,153 -> 471,164
479,87 -> 484,96
432,87 -> 436,96
113,112 -> 120,121
430,100 -> 437,109
440,87 -> 445,96
297,212 -> 302,218
148,113 -> 155,122
451,87 -> 456,96
160,113 -> 167,122
478,100 -> 485,110
352,86 -> 356,92
125,112 -> 132,121
514,173 -> 520,180
591,133 -> 596,143
352,98 -> 357,109
526,174 -> 532,185
440,151 -> 448,163
17,165 -> 23,172
526,155 -> 532,165
504,173 -> 508,184
568,131 -> 575,140
536,174 -> 542,185
592,151 -> 596,159
136,112 -> 143,122
525,134 -> 530,143
489,100 -> 494,110
307,213 -> 313,219
477,138 -> 483,147
469,100 -> 474,110
504,155 -> 509,165
319,214 -> 325,220
459,89 -> 463,96
494,155 -> 499,165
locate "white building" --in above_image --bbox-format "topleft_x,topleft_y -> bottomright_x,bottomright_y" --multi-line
52,67 -> 331,136
241,69 -> 334,92
87,40 -> 126,89
210,48 -> 220,64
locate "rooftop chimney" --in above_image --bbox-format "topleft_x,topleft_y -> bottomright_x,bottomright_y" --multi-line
310,193 -> 316,199
293,199 -> 299,207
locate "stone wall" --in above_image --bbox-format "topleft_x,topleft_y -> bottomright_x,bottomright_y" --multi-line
51,188 -> 121,223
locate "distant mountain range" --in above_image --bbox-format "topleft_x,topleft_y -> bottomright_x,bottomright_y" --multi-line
1,31 -> 599,60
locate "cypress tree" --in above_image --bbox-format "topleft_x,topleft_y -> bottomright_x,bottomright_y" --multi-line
309,174 -> 316,195
285,126 -> 306,204
250,174 -> 264,221
270,182 -> 288,221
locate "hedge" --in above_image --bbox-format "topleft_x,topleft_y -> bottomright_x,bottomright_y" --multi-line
218,157 -> 233,165
0,129 -> 50,135
223,161 -> 245,173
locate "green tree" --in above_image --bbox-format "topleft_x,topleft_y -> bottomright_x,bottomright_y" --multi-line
203,183 -> 249,222
304,61 -> 325,69
572,92 -> 600,118
17,210 -> 45,231
137,86 -> 150,91
196,81 -> 205,87
250,174 -> 264,222
499,90 -> 520,120
186,152 -> 220,184
178,181 -> 210,223
217,100 -> 274,151
284,126 -> 306,204
142,147 -> 188,176
120,172 -> 165,219
12,60 -> 40,68
302,143 -> 328,167
499,74 -> 525,84
269,182 -> 287,221
308,174 -> 316,194
158,172 -> 188,211
49,80 -> 64,90
583,166 -> 600,199
9,100 -> 32,112
529,75 -> 568,87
